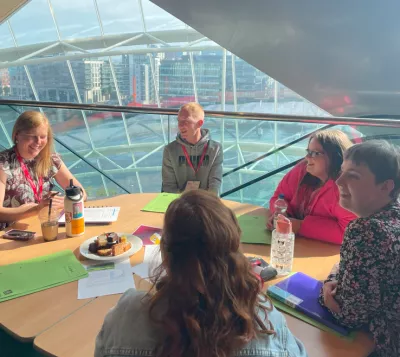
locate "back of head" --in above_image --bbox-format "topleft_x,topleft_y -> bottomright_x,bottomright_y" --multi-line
311,129 -> 353,180
345,140 -> 400,199
178,102 -> 205,121
149,190 -> 273,357
12,111 -> 54,177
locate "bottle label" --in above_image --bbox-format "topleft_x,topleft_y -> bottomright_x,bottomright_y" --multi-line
72,202 -> 83,219
71,217 -> 85,235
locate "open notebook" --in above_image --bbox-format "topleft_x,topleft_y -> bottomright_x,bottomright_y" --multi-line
59,207 -> 120,225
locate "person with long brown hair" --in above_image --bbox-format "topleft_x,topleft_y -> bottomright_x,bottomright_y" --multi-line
0,111 -> 86,229
95,190 -> 307,357
268,129 -> 356,244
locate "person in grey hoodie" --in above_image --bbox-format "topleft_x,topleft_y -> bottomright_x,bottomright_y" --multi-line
162,102 -> 223,194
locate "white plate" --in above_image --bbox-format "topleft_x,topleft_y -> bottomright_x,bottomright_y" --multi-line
79,233 -> 143,262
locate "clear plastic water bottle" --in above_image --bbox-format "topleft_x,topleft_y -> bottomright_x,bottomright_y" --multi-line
273,193 -> 287,229
270,214 -> 295,275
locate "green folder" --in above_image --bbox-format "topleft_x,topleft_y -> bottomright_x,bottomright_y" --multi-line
270,297 -> 355,340
141,193 -> 180,213
238,215 -> 272,245
0,250 -> 88,303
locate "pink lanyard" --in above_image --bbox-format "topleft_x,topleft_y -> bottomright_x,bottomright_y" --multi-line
181,142 -> 209,174
16,151 -> 43,202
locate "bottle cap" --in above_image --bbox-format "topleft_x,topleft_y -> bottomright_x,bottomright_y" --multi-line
276,214 -> 292,234
65,179 -> 82,198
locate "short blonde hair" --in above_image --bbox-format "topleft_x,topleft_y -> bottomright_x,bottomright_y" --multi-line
12,111 -> 55,178
178,102 -> 204,121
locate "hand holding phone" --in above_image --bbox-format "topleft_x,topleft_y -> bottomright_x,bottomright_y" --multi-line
47,191 -> 61,199
3,229 -> 35,241
38,193 -> 64,212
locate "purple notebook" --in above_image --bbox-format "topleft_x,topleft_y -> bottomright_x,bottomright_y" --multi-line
267,272 -> 350,335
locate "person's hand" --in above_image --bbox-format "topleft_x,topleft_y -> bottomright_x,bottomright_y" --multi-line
289,218 -> 303,234
323,280 -> 341,314
37,195 -> 64,212
21,202 -> 40,213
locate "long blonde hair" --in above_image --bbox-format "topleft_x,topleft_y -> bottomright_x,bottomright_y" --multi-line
12,111 -> 54,178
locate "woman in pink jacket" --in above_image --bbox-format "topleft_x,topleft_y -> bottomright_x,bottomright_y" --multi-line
268,130 -> 356,244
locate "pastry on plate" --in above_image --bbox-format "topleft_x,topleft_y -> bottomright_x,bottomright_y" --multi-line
88,232 -> 131,257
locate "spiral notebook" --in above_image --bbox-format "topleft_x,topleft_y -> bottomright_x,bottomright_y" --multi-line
58,206 -> 120,225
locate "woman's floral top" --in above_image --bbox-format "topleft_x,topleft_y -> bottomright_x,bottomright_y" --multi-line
0,147 -> 62,228
319,201 -> 400,357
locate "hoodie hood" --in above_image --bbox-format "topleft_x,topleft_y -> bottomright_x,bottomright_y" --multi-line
176,129 -> 210,148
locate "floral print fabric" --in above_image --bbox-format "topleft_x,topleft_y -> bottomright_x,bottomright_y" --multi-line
320,201 -> 400,357
0,147 -> 62,228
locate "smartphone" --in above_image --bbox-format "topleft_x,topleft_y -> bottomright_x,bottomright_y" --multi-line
3,229 -> 35,241
248,256 -> 278,282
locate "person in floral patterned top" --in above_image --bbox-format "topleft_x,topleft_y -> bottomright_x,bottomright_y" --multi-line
320,140 -> 400,357
0,111 -> 86,229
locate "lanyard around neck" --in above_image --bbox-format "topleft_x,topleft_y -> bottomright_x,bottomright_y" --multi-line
16,150 -> 43,202
181,142 -> 209,174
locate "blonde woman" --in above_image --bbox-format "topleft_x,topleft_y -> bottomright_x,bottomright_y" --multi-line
0,111 -> 86,229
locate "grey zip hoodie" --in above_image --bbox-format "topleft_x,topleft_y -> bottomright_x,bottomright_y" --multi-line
162,129 -> 223,194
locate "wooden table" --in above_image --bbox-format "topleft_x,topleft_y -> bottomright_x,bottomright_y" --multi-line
0,193 -> 374,356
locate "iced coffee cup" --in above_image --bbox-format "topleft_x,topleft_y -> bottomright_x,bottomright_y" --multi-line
39,207 -> 60,242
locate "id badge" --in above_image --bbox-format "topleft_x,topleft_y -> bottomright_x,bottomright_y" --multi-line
185,181 -> 201,191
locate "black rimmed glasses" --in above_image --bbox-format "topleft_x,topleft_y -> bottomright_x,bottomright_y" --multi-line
305,149 -> 324,158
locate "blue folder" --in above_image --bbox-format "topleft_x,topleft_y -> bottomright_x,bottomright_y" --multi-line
267,272 -> 350,335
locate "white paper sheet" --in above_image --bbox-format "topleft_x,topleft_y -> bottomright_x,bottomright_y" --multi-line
131,262 -> 150,280
59,207 -> 120,224
78,259 -> 135,299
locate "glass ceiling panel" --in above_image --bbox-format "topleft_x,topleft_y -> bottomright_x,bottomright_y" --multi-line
191,51 -> 219,108
50,0 -> 101,39
9,0 -> 58,46
141,0 -> 187,31
68,58 -> 113,105
0,24 -> 14,49
27,61 -> 78,103
191,39 -> 219,47
102,44 -> 148,53
96,0 -> 144,35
